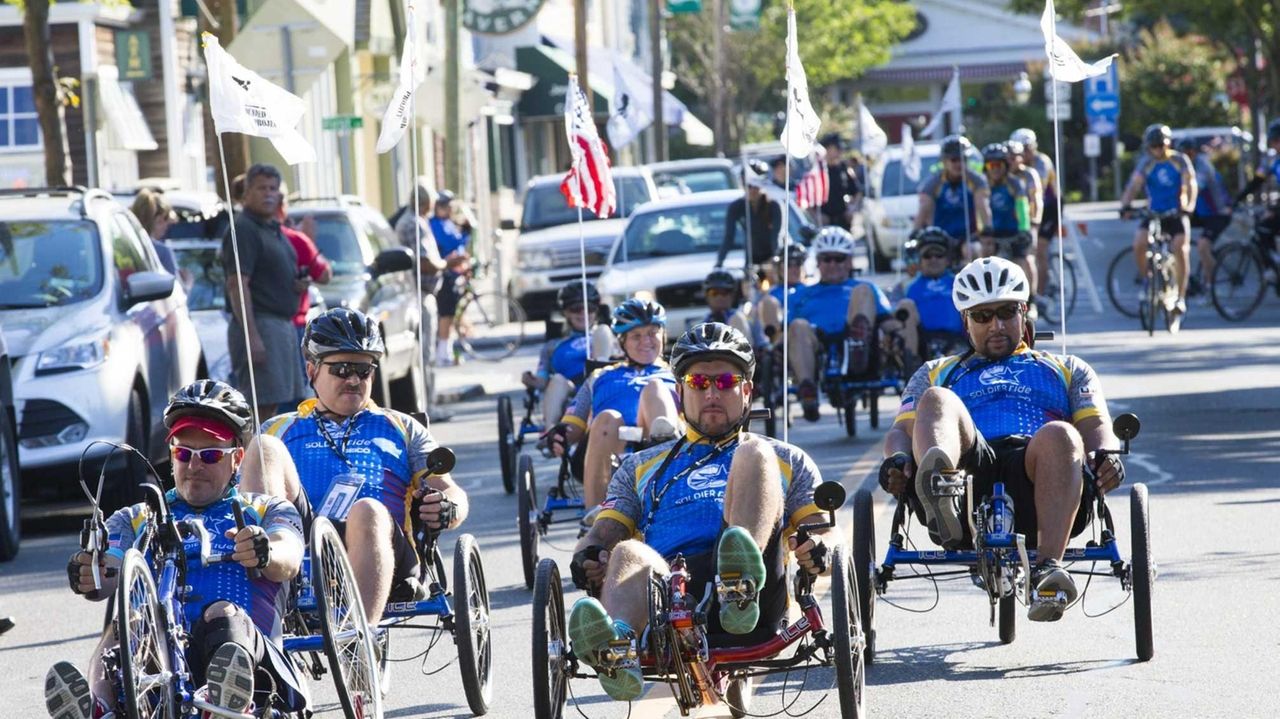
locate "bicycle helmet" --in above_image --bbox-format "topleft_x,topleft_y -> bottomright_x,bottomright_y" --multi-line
611,298 -> 667,336
1005,139 -> 1025,156
982,142 -> 1009,164
940,135 -> 971,159
556,281 -> 601,310
953,257 -> 1030,311
1143,124 -> 1172,147
703,269 -> 739,293
1267,119 -> 1280,143
773,242 -> 809,266
302,307 -> 385,361
1175,137 -> 1198,153
1009,128 -> 1037,147
811,226 -> 856,256
903,227 -> 953,265
436,190 -> 455,205
163,380 -> 254,445
670,322 -> 755,378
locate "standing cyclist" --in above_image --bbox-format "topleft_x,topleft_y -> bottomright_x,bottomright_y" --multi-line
1010,129 -> 1058,300
914,135 -> 990,260
1178,138 -> 1231,299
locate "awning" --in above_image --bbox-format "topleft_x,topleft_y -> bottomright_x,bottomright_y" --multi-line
97,65 -> 158,152
515,45 -> 611,118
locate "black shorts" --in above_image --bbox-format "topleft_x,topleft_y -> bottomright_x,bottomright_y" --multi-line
989,232 -> 1032,259
681,528 -> 786,648
1189,214 -> 1230,243
438,270 -> 463,316
1138,216 -> 1187,238
1038,202 -> 1059,240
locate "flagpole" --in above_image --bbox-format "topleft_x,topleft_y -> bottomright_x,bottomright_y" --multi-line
570,75 -> 594,360
950,66 -> 974,259
780,4 -> 795,446
1048,9 -> 1069,354
410,87 -> 427,411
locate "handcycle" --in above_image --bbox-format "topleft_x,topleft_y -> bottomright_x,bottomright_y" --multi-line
819,324 -> 903,439
530,480 -> 866,718
498,386 -> 543,494
282,446 -> 493,717
852,412 -> 1153,663
1210,205 -> 1280,321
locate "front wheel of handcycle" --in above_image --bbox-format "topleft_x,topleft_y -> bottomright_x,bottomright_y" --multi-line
454,534 -> 493,715
456,292 -> 528,362
842,399 -> 857,438
532,558 -> 568,719
117,549 -> 176,719
497,395 -> 516,494
851,489 -> 877,664
1130,483 -> 1154,662
1211,243 -> 1266,322
518,453 -> 540,590
313,516 -> 383,719
829,547 -> 866,719
998,593 -> 1016,644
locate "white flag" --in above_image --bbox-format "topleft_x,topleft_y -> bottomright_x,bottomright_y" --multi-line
1041,0 -> 1116,82
859,103 -> 888,157
779,8 -> 820,159
919,69 -> 961,138
377,0 -> 422,153
607,64 -> 651,150
902,125 -> 921,182
201,33 -> 316,165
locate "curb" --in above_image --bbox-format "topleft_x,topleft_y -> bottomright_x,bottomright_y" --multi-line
435,383 -> 486,405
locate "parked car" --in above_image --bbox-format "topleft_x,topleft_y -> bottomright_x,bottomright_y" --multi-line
0,331 -> 19,560
511,167 -> 658,322
111,186 -> 229,242
595,190 -> 851,332
286,196 -> 422,413
0,187 -> 204,512
647,158 -> 740,198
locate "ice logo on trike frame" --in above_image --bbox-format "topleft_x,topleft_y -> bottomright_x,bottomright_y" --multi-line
979,365 -> 1023,387
686,464 -> 728,491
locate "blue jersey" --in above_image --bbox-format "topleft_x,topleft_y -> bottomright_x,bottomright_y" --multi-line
535,332 -> 588,384
905,272 -> 963,334
563,361 -> 677,429
428,217 -> 469,256
1192,155 -> 1230,217
895,345 -> 1108,441
919,169 -> 989,241
789,281 -> 891,336
263,400 -> 439,533
599,431 -> 823,560
988,177 -> 1027,234
105,488 -> 303,641
1132,152 -> 1193,213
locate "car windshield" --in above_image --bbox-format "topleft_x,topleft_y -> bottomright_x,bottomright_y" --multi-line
878,154 -> 941,197
0,220 -> 103,308
294,213 -> 369,275
614,201 -> 810,262
521,176 -> 650,231
172,246 -> 224,311
658,168 -> 735,193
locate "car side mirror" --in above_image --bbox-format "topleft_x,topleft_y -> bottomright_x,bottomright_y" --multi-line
1113,413 -> 1140,442
370,247 -> 414,277
124,271 -> 175,306
499,218 -> 517,231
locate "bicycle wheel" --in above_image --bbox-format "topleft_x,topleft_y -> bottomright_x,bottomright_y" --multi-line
1130,483 -> 1154,662
1138,260 -> 1158,336
1211,244 -> 1266,321
313,517 -> 383,719
497,396 -> 516,495
532,558 -> 567,719
454,534 -> 493,715
518,453 -> 539,590
456,292 -> 527,361
1042,252 -> 1077,324
116,549 -> 176,719
1106,248 -> 1142,318
829,547 -> 865,719
851,489 -> 876,665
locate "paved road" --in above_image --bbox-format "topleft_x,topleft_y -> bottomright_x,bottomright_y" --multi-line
2,206 -> 1278,718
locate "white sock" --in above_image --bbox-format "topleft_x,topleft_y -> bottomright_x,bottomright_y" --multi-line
436,339 -> 449,360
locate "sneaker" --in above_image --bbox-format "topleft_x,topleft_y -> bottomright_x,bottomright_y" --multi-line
1027,559 -> 1078,622
205,643 -> 254,715
1174,298 -> 1187,315
798,380 -> 820,423
567,598 -> 643,701
388,575 -> 430,603
648,416 -> 679,444
45,662 -> 92,719
716,526 -> 766,635
913,447 -> 965,549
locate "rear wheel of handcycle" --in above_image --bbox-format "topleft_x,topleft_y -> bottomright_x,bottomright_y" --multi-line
532,558 -> 568,719
117,549 -> 177,719
518,453 -> 540,590
726,676 -> 753,718
313,517 -> 383,719
457,292 -> 527,361
498,395 -> 516,494
998,593 -> 1016,644
454,534 -> 493,715
1106,247 -> 1142,319
843,399 -> 857,438
851,489 -> 877,664
829,547 -> 865,719
1130,483 -> 1154,661
1211,244 -> 1266,322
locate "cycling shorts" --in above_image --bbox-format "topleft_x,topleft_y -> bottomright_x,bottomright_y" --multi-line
1189,215 -> 1230,243
989,232 -> 1032,260
1138,216 -> 1187,239
438,270 -> 464,316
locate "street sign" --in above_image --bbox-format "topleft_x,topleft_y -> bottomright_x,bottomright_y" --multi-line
730,0 -> 762,29
1044,78 -> 1072,122
1088,117 -> 1117,136
322,115 -> 363,131
1084,133 -> 1101,158
1084,62 -> 1120,135
115,31 -> 153,82
667,0 -> 702,12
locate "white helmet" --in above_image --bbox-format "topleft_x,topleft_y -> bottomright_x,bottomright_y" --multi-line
953,257 -> 1030,311
811,226 -> 856,256
1009,128 -> 1037,147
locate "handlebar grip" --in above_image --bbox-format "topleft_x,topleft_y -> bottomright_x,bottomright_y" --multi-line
232,502 -> 262,579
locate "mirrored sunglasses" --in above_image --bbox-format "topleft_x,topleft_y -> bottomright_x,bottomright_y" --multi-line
682,372 -> 746,391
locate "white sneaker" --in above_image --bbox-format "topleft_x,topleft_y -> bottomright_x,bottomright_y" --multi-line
45,662 -> 92,719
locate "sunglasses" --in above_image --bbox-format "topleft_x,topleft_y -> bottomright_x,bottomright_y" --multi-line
563,304 -> 588,315
921,252 -> 948,261
818,254 -> 848,264
985,161 -> 1006,169
682,373 -> 746,391
966,304 -> 1024,324
171,445 -> 237,464
321,360 -> 378,380
705,287 -> 735,298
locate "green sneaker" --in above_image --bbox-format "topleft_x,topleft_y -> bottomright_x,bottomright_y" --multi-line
568,598 -> 643,701
716,526 -> 766,635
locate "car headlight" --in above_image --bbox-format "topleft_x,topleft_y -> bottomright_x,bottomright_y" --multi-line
519,250 -> 553,270
37,337 -> 110,374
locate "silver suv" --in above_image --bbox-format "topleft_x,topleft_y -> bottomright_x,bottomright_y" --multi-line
0,187 -> 203,512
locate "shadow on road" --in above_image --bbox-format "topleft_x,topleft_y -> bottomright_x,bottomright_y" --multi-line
868,641 -> 1133,684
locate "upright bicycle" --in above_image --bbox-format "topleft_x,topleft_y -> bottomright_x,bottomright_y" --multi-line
1210,207 -> 1280,321
452,260 -> 528,361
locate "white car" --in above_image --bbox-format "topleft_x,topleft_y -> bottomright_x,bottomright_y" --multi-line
597,190 -> 843,332
0,187 -> 203,511
646,158 -> 740,198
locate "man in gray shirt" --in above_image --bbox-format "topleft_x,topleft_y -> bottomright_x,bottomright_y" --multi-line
222,163 -> 307,421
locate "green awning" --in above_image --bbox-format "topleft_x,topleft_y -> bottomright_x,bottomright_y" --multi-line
515,45 -> 611,119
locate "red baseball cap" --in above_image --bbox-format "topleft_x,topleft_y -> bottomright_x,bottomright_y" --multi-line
167,415 -> 237,443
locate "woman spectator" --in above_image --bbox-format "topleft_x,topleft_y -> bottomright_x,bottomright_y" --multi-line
130,189 -> 179,275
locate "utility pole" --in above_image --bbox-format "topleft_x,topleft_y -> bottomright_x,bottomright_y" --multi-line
649,0 -> 665,162
444,0 -> 460,192
712,0 -> 725,156
574,0 -> 590,113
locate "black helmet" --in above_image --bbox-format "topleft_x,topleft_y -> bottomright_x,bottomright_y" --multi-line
163,380 -> 254,445
773,242 -> 808,266
1175,137 -> 1198,152
941,135 -> 971,158
303,307 -> 384,361
1144,124 -> 1172,147
703,269 -> 739,293
904,227 -> 953,264
611,297 -> 667,336
982,142 -> 1009,164
556,281 -> 600,310
670,322 -> 755,378
1268,119 -> 1280,143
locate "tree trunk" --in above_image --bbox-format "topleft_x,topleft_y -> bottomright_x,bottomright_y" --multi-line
22,0 -> 72,186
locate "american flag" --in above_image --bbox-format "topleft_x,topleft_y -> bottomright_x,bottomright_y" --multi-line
560,75 -> 616,219
795,154 -> 829,209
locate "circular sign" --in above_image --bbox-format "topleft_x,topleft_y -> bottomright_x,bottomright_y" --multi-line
463,0 -> 546,35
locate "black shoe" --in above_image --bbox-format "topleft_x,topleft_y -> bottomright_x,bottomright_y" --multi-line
388,575 -> 430,603
1028,559 -> 1078,622
798,380 -> 820,422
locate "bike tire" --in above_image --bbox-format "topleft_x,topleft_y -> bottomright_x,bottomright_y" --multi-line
843,399 -> 857,438
1043,252 -> 1077,324
457,292 -> 527,361
1211,244 -> 1266,322
851,489 -> 877,665
829,548 -> 865,719
1106,248 -> 1142,319
998,594 -> 1016,644
498,396 -> 515,495
454,534 -> 493,715
532,559 -> 567,719
1130,484 -> 1154,662
117,549 -> 177,719
1139,259 -> 1159,336
314,517 -> 383,719
518,454 -> 539,590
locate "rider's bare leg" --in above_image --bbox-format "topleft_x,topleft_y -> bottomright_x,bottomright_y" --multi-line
758,294 -> 782,338
911,387 -> 979,467
237,434 -> 301,503
541,374 -> 573,429
86,625 -> 115,705
1198,236 -> 1216,287
344,498 -> 395,623
1036,236 -> 1051,293
1016,253 -> 1037,300
600,539 -> 669,632
1132,226 -> 1149,275
728,309 -> 753,341
723,436 -> 783,547
892,299 -> 920,358
1172,228 -> 1191,299
584,410 -> 626,508
1023,421 -> 1084,561
637,377 -> 680,439
787,319 -> 819,382
844,283 -> 876,328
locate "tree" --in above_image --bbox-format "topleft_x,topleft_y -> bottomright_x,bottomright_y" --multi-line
15,0 -> 73,185
1121,22 -> 1234,136
668,0 -> 916,152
